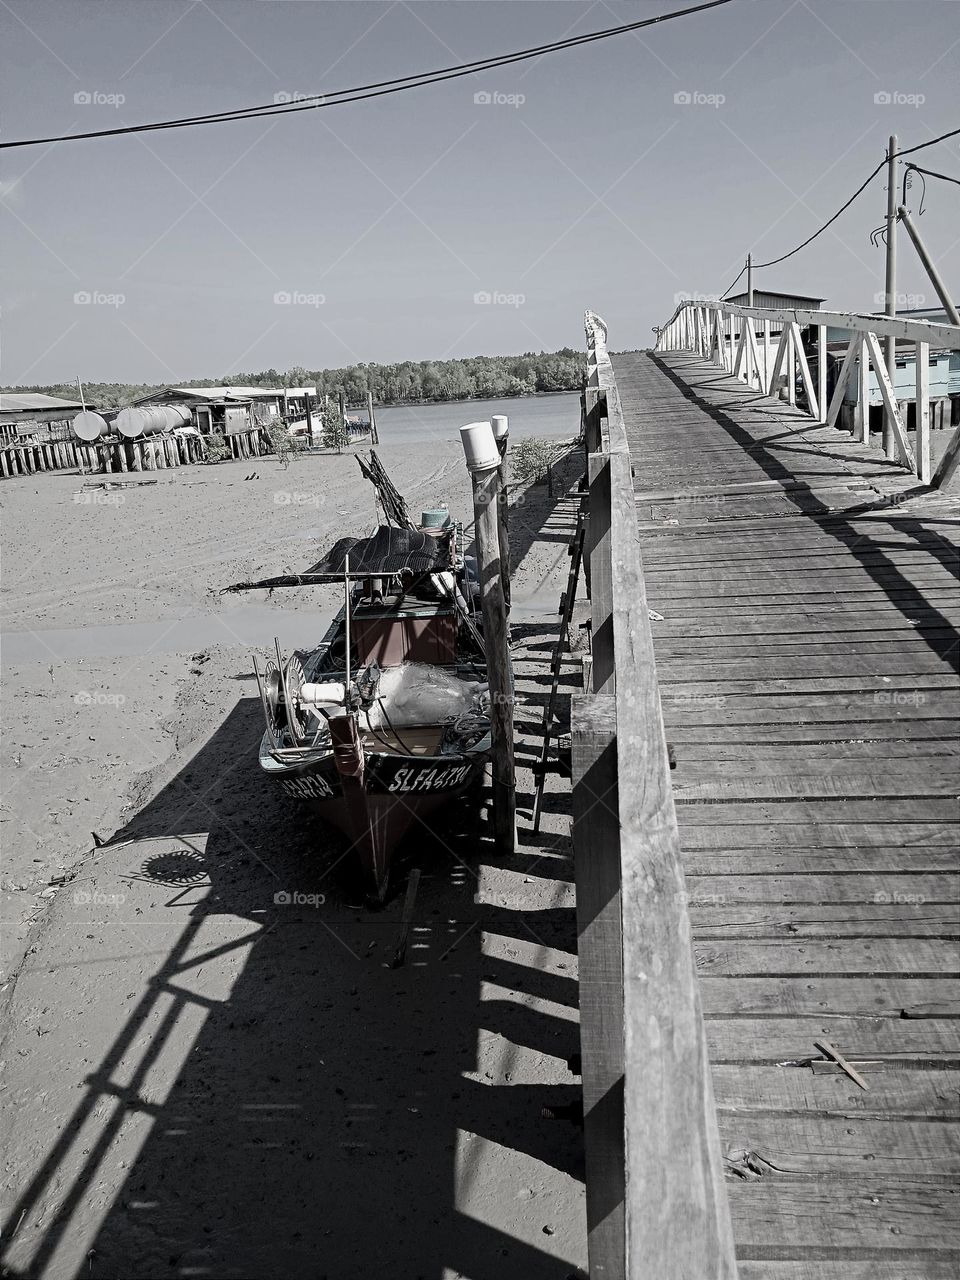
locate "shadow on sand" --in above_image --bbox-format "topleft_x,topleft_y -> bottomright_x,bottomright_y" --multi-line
2,680 -> 583,1279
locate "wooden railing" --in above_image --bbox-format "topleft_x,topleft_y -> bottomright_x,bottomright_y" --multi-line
572,311 -> 737,1278
655,299 -> 960,488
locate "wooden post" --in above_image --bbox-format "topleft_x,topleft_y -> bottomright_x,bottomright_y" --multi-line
816,324 -> 828,424
491,415 -> 511,610
587,454 -> 614,693
572,692 -> 625,1277
916,340 -> 930,483
1,451 -> 9,479
856,336 -> 871,444
461,423 -> 515,854
785,324 -> 796,406
367,390 -> 380,445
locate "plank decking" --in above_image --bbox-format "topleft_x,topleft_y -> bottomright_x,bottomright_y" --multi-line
611,348 -> 960,1274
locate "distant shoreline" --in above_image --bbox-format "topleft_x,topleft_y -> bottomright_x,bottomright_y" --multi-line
373,388 -> 580,410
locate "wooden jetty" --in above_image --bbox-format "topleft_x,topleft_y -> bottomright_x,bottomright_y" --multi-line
573,310 -> 959,1276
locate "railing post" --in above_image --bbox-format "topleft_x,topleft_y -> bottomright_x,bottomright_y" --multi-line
786,324 -> 796,406
856,335 -> 871,444
817,324 -> 828,424
916,339 -> 930,483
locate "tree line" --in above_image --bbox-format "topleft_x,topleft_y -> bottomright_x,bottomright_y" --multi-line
5,349 -> 586,411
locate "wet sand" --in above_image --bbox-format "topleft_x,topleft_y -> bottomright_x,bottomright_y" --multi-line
0,441 -> 589,1278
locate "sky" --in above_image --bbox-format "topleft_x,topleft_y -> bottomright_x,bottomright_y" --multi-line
1,0 -> 957,385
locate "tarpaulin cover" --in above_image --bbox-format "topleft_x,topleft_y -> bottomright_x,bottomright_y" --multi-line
310,526 -> 450,578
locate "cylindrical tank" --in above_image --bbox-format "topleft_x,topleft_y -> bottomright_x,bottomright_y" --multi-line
115,404 -> 191,438
72,410 -> 107,442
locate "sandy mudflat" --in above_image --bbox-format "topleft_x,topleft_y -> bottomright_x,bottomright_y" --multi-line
0,441 -> 588,1278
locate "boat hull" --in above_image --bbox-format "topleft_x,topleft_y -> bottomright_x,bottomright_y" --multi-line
261,735 -> 486,898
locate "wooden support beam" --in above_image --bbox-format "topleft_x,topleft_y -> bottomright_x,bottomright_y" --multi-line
468,460 -> 515,853
571,692 -> 624,1278
931,420 -> 960,491
765,325 -> 789,397
825,334 -> 858,429
790,321 -> 819,420
864,330 -> 916,470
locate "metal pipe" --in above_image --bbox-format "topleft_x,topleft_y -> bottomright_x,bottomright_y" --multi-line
897,205 -> 960,325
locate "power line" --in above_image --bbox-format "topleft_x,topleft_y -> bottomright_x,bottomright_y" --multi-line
749,126 -> 960,270
719,265 -> 747,299
905,163 -> 960,189
0,0 -> 733,151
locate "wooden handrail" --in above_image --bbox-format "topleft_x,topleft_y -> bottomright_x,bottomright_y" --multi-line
654,299 -> 960,489
659,300 -> 960,346
573,312 -> 738,1278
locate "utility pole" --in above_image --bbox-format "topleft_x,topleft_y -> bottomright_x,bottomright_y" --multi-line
883,134 -> 898,458
746,253 -> 753,306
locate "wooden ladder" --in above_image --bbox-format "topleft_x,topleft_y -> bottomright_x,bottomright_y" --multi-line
531,510 -> 587,834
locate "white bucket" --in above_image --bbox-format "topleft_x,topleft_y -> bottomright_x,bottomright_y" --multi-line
491,414 -> 509,442
459,421 -> 499,472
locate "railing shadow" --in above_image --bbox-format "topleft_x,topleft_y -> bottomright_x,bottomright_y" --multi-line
0,697 -> 582,1279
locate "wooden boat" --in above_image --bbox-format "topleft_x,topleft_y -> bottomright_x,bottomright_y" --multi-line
226,455 -> 492,900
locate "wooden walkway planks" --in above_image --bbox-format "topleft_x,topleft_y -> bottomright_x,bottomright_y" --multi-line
611,348 -> 960,1274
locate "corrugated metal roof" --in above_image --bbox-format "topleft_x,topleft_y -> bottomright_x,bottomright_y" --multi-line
0,392 -> 84,412
171,386 -> 315,398
727,290 -> 827,306
136,386 -> 316,404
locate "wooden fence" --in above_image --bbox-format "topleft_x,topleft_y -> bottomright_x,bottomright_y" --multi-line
572,311 -> 737,1277
0,427 -> 275,478
656,299 -> 960,488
